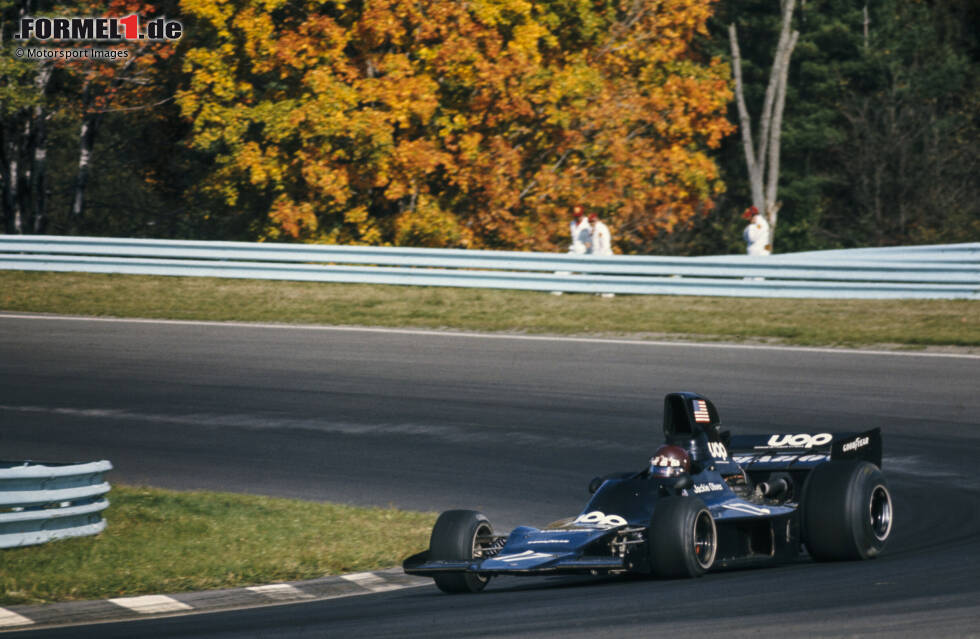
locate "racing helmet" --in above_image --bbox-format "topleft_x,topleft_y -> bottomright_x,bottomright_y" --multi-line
649,444 -> 691,478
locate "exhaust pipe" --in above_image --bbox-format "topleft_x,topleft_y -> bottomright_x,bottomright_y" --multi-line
757,476 -> 790,498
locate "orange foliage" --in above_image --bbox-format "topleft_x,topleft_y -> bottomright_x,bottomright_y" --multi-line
178,0 -> 733,251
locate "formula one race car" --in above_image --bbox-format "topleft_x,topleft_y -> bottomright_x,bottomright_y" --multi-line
404,391 -> 893,593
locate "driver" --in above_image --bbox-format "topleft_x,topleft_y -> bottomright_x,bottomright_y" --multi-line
649,445 -> 691,477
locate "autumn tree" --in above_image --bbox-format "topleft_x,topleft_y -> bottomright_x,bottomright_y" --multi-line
0,0 -> 53,233
0,0 -> 181,234
177,0 -> 733,252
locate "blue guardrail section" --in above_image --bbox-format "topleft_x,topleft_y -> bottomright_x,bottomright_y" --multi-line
0,236 -> 977,299
0,460 -> 112,548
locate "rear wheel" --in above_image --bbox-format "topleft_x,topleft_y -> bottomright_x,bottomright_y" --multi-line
648,497 -> 716,578
802,460 -> 893,561
429,510 -> 494,593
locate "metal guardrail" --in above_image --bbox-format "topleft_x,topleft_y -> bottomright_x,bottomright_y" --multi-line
0,460 -> 112,549
0,235 -> 977,299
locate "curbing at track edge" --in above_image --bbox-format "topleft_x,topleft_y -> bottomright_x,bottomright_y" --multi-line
0,568 -> 430,632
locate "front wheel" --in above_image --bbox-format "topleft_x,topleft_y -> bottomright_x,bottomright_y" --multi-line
802,460 -> 894,561
647,497 -> 717,578
429,510 -> 494,593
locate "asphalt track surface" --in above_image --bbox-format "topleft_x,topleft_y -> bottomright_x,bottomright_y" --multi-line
2,313 -> 978,637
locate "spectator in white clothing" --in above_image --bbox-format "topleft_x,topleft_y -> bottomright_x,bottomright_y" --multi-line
588,212 -> 613,257
568,205 -> 591,254
742,206 -> 771,256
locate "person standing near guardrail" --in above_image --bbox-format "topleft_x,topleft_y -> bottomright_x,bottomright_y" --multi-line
742,206 -> 772,256
589,212 -> 613,257
569,205 -> 591,254
553,205 -> 592,295
589,212 -> 615,297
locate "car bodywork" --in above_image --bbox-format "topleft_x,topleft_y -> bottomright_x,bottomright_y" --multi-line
403,391 -> 887,581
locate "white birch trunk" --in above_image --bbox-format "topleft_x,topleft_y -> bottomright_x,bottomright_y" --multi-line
729,0 -> 799,251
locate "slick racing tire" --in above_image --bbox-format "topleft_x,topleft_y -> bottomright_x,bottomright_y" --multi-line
802,460 -> 894,561
429,509 -> 494,594
648,497 -> 717,578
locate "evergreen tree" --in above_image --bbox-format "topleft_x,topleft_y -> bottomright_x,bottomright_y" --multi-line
684,0 -> 978,255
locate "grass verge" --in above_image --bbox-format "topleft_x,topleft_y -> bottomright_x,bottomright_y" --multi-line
0,485 -> 436,606
1,271 -> 978,348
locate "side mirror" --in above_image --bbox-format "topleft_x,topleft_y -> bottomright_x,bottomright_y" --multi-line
588,477 -> 604,494
673,474 -> 693,491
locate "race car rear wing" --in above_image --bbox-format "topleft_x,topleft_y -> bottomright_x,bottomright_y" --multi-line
726,427 -> 882,469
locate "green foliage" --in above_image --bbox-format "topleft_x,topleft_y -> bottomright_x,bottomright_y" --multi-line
695,0 -> 979,255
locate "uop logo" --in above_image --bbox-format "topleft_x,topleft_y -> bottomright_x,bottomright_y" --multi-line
765,433 -> 832,449
573,511 -> 627,529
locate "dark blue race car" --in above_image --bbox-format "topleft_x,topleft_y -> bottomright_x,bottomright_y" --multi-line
403,391 -> 893,593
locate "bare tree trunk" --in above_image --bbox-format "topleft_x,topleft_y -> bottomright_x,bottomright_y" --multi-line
70,56 -> 138,225
863,5 -> 870,50
764,21 -> 799,236
31,113 -> 48,233
0,127 -> 9,233
71,114 -> 100,222
31,65 -> 53,233
71,76 -> 104,223
728,26 -> 764,209
729,0 -> 799,251
7,148 -> 22,234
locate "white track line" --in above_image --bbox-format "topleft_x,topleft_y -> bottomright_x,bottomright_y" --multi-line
340,572 -> 404,593
0,607 -> 33,628
247,584 -> 314,601
0,312 -> 976,359
108,595 -> 193,614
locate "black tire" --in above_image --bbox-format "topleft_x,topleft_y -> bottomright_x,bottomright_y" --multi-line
648,497 -> 717,578
802,460 -> 894,561
429,510 -> 493,593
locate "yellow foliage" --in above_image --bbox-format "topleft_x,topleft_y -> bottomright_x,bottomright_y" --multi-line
178,0 -> 734,252
394,197 -> 474,248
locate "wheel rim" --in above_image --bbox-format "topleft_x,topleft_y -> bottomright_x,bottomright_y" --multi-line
692,510 -> 717,569
471,522 -> 494,584
869,485 -> 893,541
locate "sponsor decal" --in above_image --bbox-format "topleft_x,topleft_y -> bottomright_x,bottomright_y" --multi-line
799,454 -> 830,462
692,399 -> 711,423
527,539 -> 570,544
842,436 -> 870,453
707,441 -> 728,459
761,433 -> 833,449
733,453 -> 830,465
536,530 -> 575,534
693,482 -> 725,494
573,511 -> 627,529
493,551 -> 555,563
723,503 -> 771,516
651,454 -> 682,469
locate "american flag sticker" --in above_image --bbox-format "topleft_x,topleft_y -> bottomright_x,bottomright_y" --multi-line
692,399 -> 711,423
